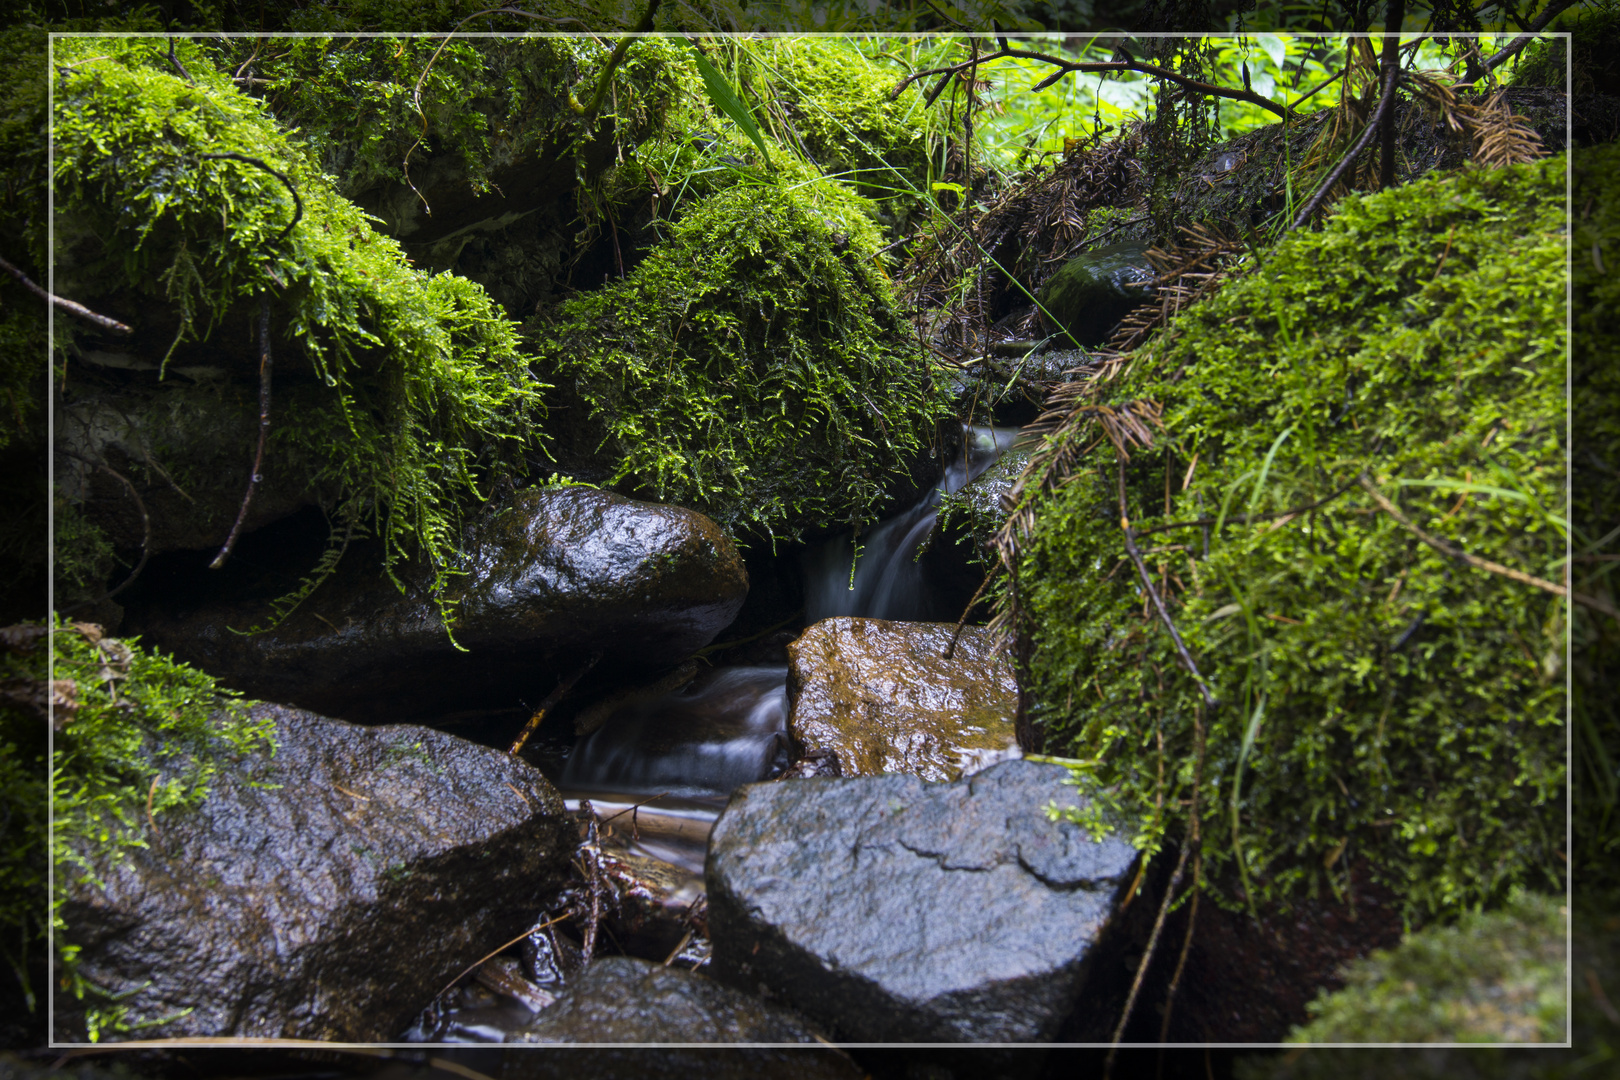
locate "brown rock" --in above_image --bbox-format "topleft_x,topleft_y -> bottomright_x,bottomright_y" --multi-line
785,617 -> 1020,781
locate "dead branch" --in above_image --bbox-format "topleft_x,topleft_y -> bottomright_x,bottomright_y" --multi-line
1118,459 -> 1217,709
891,42 -> 1289,120
1358,474 -> 1618,620
1466,0 -> 1581,83
55,450 -> 150,608
1290,63 -> 1402,230
508,651 -> 603,755
209,296 -> 273,570
0,254 -> 131,334
1379,0 -> 1407,191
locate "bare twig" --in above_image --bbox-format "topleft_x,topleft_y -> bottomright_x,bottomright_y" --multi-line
0,254 -> 131,334
1119,460 -> 1217,708
1290,62 -> 1402,230
198,153 -> 302,246
892,42 -> 1290,120
1108,844 -> 1192,1068
508,651 -> 602,755
55,451 -> 150,608
209,297 -> 273,570
166,35 -> 192,83
1357,473 -> 1617,619
1131,477 -> 1360,539
1463,0 -> 1580,83
1379,0 -> 1407,191
575,0 -> 661,122
432,914 -> 570,1002
943,566 -> 1000,660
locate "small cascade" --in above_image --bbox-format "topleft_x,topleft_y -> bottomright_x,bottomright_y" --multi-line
557,664 -> 791,800
802,425 -> 1021,623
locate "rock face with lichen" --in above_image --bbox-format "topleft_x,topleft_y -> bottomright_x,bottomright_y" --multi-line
786,617 -> 1020,781
55,704 -> 576,1042
128,487 -> 749,723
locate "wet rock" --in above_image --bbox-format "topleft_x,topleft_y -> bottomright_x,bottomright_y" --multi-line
706,758 -> 1141,1042
499,1047 -> 864,1080
786,618 -> 1020,781
506,956 -> 829,1043
131,487 -> 749,722
935,440 -> 1030,565
55,377 -> 325,560
1036,242 -> 1155,348
55,704 -> 576,1042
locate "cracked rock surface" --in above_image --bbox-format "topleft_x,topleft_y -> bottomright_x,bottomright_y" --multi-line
705,758 -> 1139,1041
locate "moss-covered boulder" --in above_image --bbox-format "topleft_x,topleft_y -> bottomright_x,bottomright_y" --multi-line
49,36 -> 543,619
533,173 -> 951,542
1013,156 -> 1567,922
1036,242 -> 1155,348
1285,890 -> 1567,1044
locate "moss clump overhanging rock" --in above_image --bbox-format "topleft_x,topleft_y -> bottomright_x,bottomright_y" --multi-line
1015,156 -> 1566,922
533,168 -> 951,542
50,36 -> 543,622
1285,889 -> 1567,1043
46,617 -> 274,1036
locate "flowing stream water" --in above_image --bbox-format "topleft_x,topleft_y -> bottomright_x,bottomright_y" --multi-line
551,425 -> 1022,813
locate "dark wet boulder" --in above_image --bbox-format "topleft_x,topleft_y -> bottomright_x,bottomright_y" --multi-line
1036,242 -> 1155,348
130,486 -> 749,722
507,956 -> 829,1043
786,618 -> 1020,781
56,704 -> 576,1042
706,758 -> 1140,1042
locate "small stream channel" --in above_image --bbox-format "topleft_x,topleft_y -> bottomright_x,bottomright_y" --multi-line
407,424 -> 1022,1041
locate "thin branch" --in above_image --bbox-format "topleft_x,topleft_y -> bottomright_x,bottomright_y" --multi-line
166,35 -> 193,83
943,565 -> 999,660
507,651 -> 602,756
893,43 -> 1290,120
1464,0 -> 1580,83
1119,459 -> 1218,708
1379,0 -> 1407,191
198,153 -> 302,246
1357,473 -> 1618,620
574,0 -> 662,122
55,451 -> 150,608
0,254 -> 131,334
1131,477 -> 1360,538
209,297 -> 273,570
1289,63 -> 1403,230
1107,840 -> 1191,1070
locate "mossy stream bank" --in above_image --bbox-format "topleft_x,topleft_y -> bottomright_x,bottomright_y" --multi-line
14,28 -> 1584,1055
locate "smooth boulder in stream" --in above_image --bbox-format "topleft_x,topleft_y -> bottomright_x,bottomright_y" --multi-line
133,486 -> 749,722
787,617 -> 1020,780
706,758 -> 1140,1041
55,704 -> 576,1042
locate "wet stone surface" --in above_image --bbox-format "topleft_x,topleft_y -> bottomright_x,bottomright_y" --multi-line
129,486 -> 749,723
1036,242 -> 1155,348
506,956 -> 830,1043
706,758 -> 1140,1042
787,617 -> 1020,781
55,704 -> 576,1042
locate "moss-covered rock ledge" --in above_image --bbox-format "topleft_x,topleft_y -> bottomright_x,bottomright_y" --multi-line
1013,155 -> 1567,924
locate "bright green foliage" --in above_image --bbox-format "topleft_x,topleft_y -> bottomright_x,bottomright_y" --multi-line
50,37 -> 544,622
1019,157 -> 1566,921
1572,143 -> 1620,895
205,35 -> 692,205
740,38 -> 931,217
1288,890 -> 1567,1043
534,172 -> 951,541
48,616 -> 274,1012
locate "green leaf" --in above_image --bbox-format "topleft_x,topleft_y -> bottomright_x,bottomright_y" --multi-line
687,41 -> 771,167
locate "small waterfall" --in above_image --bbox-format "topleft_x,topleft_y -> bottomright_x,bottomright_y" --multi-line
802,425 -> 1021,623
557,664 -> 790,799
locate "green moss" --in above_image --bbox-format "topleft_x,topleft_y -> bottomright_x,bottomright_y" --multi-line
51,36 -> 544,624
1018,157 -> 1567,922
533,168 -> 950,542
46,616 -> 274,1035
1289,890 -> 1567,1043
